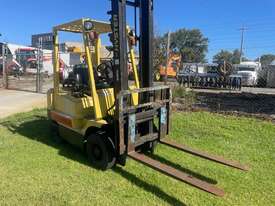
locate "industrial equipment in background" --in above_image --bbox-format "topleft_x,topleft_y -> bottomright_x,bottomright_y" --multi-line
177,61 -> 242,90
47,0 -> 249,197
1,43 -> 83,76
234,61 -> 261,86
154,53 -> 181,81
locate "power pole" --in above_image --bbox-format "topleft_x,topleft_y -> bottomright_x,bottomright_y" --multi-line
165,31 -> 171,85
239,26 -> 247,63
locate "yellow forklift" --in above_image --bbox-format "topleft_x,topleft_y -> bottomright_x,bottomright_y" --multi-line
48,0 -> 249,197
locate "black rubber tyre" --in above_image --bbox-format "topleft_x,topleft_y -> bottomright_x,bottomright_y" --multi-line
86,132 -> 116,170
139,124 -> 159,154
140,140 -> 158,154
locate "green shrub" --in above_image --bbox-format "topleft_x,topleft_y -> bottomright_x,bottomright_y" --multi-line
172,86 -> 196,101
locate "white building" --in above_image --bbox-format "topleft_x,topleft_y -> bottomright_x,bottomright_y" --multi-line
267,60 -> 275,88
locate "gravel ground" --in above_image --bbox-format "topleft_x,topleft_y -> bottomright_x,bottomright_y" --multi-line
0,89 -> 46,118
192,87 -> 275,95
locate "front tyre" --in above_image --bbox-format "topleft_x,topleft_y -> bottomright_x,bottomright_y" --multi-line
140,140 -> 158,154
86,132 -> 116,170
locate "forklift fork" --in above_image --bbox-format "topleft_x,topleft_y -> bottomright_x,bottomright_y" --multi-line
160,139 -> 249,171
117,86 -> 249,197
128,136 -> 249,197
128,151 -> 225,197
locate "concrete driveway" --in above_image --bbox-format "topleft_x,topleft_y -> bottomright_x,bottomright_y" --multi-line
0,89 -> 46,119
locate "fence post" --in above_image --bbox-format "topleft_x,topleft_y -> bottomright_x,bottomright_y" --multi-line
36,38 -> 43,93
36,47 -> 39,93
2,43 -> 8,89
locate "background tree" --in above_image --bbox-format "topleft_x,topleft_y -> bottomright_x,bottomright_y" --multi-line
153,28 -> 209,70
260,54 -> 275,67
213,49 -> 244,64
153,35 -> 167,71
169,29 -> 208,63
231,49 -> 242,64
213,50 -> 232,63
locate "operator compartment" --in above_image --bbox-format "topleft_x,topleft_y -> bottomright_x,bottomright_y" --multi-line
58,62 -> 115,118
47,18 -> 119,128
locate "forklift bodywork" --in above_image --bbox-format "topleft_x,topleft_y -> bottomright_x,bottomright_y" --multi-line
48,0 -> 249,197
48,19 -> 116,144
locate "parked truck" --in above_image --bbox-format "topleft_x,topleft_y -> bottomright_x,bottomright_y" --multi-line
235,61 -> 261,86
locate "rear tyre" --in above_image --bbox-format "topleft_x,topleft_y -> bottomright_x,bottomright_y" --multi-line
86,132 -> 116,170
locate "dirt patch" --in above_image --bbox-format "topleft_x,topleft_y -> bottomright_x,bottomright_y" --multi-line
196,92 -> 275,114
172,91 -> 275,122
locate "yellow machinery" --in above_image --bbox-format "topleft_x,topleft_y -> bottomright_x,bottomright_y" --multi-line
48,18 -> 142,169
154,53 -> 182,81
48,19 -> 115,133
48,0 -> 249,197
48,18 -> 139,134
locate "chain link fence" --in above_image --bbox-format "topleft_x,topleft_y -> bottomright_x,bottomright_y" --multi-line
1,38 -> 275,121
1,43 -> 53,93
155,60 -> 275,122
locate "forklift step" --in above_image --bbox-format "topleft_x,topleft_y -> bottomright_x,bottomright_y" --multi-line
128,151 -> 225,197
160,139 -> 250,171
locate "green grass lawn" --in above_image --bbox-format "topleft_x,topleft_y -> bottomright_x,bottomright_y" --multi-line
0,109 -> 274,206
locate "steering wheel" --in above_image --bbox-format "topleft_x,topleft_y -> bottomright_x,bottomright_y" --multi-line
96,61 -> 114,85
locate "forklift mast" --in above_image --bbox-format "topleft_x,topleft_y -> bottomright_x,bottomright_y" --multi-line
109,0 -> 159,158
139,0 -> 154,88
110,0 -> 154,92
110,0 -> 129,94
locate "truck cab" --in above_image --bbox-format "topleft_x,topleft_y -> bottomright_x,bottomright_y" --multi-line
236,61 -> 261,86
